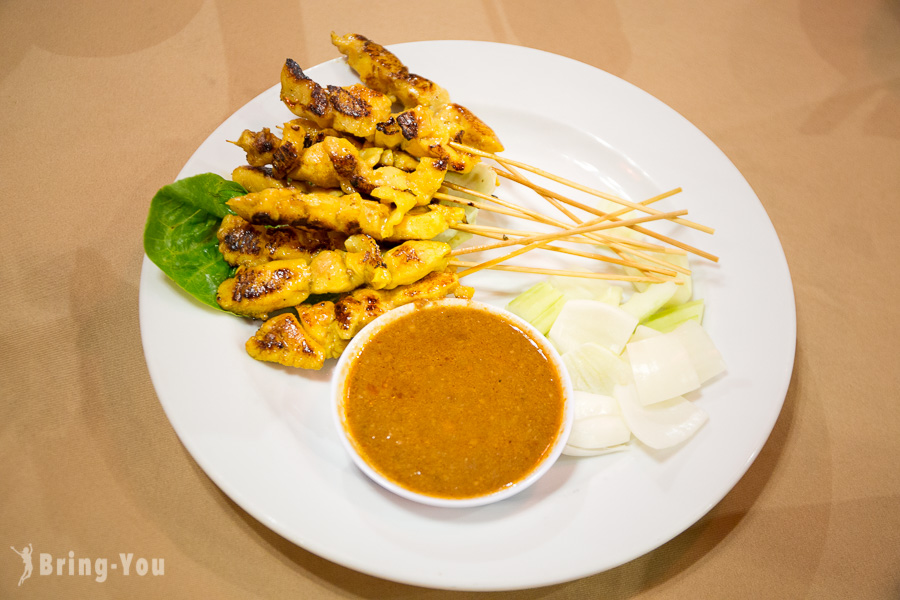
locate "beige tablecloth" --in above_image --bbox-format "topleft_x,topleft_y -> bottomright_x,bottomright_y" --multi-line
2,0 -> 899,597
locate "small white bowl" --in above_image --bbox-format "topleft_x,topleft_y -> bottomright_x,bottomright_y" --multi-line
331,298 -> 573,508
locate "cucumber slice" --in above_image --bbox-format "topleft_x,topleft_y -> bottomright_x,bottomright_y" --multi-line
506,281 -> 566,335
644,299 -> 705,333
620,281 -> 678,322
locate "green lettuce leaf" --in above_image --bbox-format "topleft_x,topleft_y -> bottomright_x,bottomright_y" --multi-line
143,173 -> 247,310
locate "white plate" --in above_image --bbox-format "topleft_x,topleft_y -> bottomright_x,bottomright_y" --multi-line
139,41 -> 796,591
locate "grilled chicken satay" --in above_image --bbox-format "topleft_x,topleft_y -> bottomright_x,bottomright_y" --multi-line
216,214 -> 347,267
216,235 -> 452,318
371,106 -> 479,173
280,58 -> 392,138
233,122 -> 447,202
280,60 -> 495,172
226,188 -> 466,241
331,32 -> 504,153
330,32 -> 451,110
231,166 -> 308,193
246,269 -> 465,369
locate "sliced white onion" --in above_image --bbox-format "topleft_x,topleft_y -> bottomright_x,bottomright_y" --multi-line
670,320 -> 727,384
628,324 -> 663,344
566,415 -> 631,449
549,299 -> 638,355
570,389 -> 621,418
614,383 -> 708,449
562,390 -> 631,455
562,343 -> 632,396
625,333 -> 701,405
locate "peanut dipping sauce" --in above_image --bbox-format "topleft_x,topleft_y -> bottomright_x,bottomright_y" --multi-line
342,303 -> 566,500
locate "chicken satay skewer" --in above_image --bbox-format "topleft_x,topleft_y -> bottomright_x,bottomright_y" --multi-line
217,237 -> 452,318
227,188 -> 466,241
246,270 -> 463,370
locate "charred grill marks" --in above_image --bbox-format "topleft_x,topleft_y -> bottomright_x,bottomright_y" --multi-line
232,267 -> 295,302
327,85 -> 372,118
396,111 -> 419,140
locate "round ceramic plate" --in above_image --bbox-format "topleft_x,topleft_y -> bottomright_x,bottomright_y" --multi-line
139,41 -> 796,591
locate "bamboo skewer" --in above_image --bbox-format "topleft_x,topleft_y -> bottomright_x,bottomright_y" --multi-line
453,209 -> 687,255
449,260 -> 666,283
433,192 -> 529,221
440,184 -> 687,255
494,162 -> 661,282
488,164 -> 696,263
431,143 -> 720,280
452,222 -> 683,255
496,168 -> 719,256
451,229 -> 679,277
440,182 -> 556,225
440,192 -> 675,253
455,221 -> 691,277
497,162 -> 584,224
493,168 -> 719,263
488,164 -> 698,283
456,240 -> 549,278
453,225 -> 678,279
454,210 -> 688,278
454,223 -> 634,248
452,141 -> 716,235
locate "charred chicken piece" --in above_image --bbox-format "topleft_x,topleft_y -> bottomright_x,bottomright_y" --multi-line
330,32 -> 451,110
280,59 -> 392,138
226,188 -> 466,241
215,235 -> 452,318
245,270 -> 461,369
216,214 -> 346,267
230,166 -> 306,194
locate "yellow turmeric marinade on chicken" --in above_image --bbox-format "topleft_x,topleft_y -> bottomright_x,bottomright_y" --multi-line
215,234 -> 451,318
245,269 -> 469,369
230,166 -> 306,194
280,58 -> 392,138
233,121 -> 451,207
234,122 -> 404,183
279,57 -> 500,173
330,32 -> 451,110
216,214 -> 347,267
331,32 -> 505,154
226,188 -> 466,241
